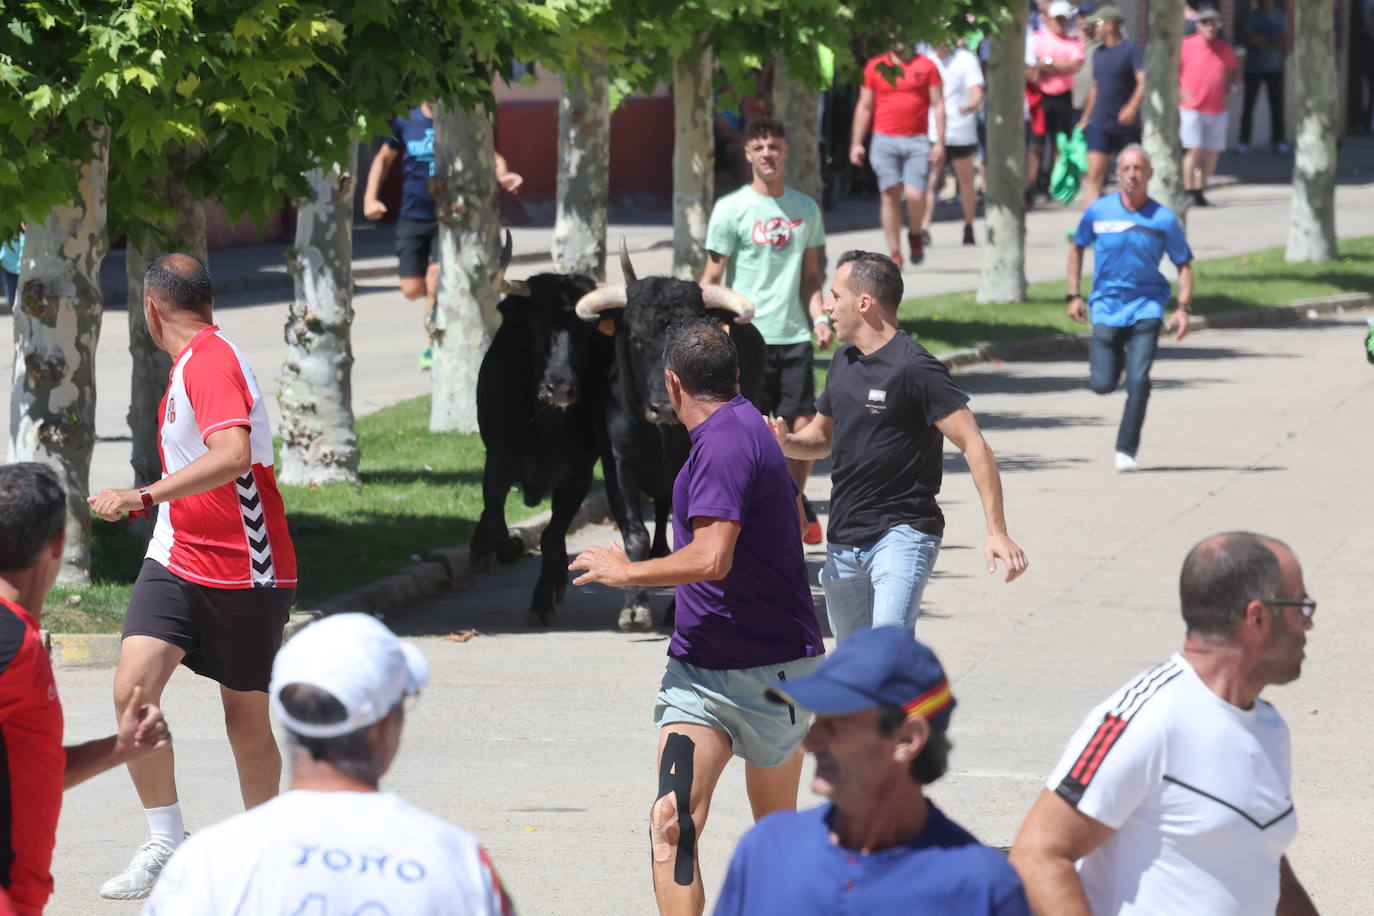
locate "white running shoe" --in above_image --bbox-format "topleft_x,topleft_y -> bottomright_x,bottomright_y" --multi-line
100,833 -> 187,900
1114,451 -> 1139,473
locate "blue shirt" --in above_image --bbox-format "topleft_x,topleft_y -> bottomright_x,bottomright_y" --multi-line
714,801 -> 1029,916
383,107 -> 436,222
1074,193 -> 1192,327
670,396 -> 825,671
0,233 -> 23,275
1089,40 -> 1144,127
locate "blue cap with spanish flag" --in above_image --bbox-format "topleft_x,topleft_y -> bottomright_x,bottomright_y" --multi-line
765,626 -> 955,731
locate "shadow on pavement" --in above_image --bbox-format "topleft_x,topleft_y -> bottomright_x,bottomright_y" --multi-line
975,411 -> 1106,431
1138,464 -> 1286,474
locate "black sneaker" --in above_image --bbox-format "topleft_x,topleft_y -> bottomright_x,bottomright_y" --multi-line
962,224 -> 976,246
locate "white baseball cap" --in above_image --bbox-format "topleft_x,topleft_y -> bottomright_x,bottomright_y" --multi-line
1049,0 -> 1074,17
270,613 -> 429,739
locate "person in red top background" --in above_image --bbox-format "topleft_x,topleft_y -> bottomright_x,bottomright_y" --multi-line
0,462 -> 169,914
1178,7 -> 1238,207
89,253 -> 297,901
849,42 -> 945,266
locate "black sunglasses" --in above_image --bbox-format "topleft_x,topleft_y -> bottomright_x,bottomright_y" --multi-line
1262,597 -> 1316,619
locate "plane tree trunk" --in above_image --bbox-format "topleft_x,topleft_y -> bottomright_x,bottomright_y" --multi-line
1142,0 -> 1187,220
672,49 -> 714,280
1285,0 -> 1338,262
278,161 -> 360,486
552,58 -> 610,280
976,7 -> 1030,304
429,103 -> 501,433
8,127 -> 110,583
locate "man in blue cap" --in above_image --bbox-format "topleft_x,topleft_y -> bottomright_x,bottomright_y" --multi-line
713,627 -> 1028,914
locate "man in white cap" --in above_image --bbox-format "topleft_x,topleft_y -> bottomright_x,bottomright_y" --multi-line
142,614 -> 516,915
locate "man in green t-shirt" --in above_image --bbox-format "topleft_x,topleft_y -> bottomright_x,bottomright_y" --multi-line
701,117 -> 830,543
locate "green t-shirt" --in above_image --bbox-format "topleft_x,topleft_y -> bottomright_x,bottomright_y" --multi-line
704,185 -> 825,346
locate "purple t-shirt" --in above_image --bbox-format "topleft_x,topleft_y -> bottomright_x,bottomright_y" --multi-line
669,396 -> 825,670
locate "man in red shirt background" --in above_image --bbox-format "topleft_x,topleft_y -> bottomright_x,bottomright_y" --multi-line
1179,7 -> 1238,207
89,253 -> 297,900
0,462 -> 169,914
850,43 -> 945,266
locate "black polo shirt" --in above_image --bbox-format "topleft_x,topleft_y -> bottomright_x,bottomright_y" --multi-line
816,332 -> 969,545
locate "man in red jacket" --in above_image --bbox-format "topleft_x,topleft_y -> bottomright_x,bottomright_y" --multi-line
0,462 -> 169,915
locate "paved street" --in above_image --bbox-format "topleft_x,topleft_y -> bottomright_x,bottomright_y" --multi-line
52,314 -> 1374,913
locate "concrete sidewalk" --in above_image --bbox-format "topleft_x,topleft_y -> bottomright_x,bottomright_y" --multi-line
50,315 -> 1374,914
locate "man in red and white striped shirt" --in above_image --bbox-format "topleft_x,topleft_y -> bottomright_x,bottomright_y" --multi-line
90,253 -> 296,901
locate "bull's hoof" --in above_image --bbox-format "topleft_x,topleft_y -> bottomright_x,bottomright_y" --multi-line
618,606 -> 636,630
470,552 -> 495,575
629,605 -> 653,629
496,536 -> 524,565
527,609 -> 553,627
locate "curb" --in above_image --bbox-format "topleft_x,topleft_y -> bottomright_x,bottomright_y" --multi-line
302,490 -> 613,624
937,292 -> 1373,371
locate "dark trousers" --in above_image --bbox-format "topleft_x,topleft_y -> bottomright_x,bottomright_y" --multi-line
1090,318 -> 1162,457
1,272 -> 16,310
1240,71 -> 1285,145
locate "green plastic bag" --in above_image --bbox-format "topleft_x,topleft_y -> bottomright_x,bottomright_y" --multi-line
1050,127 -> 1088,204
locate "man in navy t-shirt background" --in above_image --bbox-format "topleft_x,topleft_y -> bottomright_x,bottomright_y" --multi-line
713,626 -> 1029,915
1075,6 -> 1144,203
1067,145 -> 1193,472
570,320 -> 824,916
362,102 -> 523,370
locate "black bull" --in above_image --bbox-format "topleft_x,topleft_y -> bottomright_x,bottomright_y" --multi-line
470,270 -> 612,625
578,276 -> 766,630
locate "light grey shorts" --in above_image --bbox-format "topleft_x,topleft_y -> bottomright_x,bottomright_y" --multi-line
870,133 -> 932,192
654,655 -> 821,768
1180,108 -> 1228,153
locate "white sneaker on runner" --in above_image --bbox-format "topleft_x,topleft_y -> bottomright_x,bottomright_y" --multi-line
99,833 -> 187,900
1114,451 -> 1139,473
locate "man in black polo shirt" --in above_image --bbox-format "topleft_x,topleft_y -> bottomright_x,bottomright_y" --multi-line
773,251 -> 1027,641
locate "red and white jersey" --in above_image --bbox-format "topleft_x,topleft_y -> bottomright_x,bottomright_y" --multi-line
148,326 -> 297,589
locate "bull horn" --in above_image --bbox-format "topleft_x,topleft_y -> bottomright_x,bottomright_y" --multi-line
619,236 -> 638,284
491,229 -> 532,298
575,285 -> 628,321
701,285 -> 755,323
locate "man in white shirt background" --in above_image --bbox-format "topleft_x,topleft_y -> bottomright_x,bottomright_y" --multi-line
919,40 -> 985,248
143,614 -> 515,915
1010,531 -> 1319,916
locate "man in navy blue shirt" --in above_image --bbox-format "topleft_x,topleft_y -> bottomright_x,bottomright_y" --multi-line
713,626 -> 1029,915
362,103 -> 523,370
1075,6 -> 1144,203
1067,145 -> 1193,472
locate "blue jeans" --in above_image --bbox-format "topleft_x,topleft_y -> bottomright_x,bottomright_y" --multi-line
1090,318 -> 1162,457
820,525 -> 942,642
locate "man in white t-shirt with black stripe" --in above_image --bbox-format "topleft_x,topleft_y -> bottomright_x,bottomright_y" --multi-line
143,614 -> 516,915
1010,531 -> 1319,915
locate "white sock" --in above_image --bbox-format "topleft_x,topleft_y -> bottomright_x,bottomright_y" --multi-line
144,802 -> 185,848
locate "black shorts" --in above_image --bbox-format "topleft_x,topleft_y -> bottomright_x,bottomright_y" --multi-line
758,342 -> 816,418
1041,91 -> 1075,143
946,144 -> 977,160
123,559 -> 294,693
395,218 -> 438,279
1085,120 -> 1142,154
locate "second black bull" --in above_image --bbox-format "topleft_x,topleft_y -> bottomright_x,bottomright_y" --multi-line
576,255 -> 765,630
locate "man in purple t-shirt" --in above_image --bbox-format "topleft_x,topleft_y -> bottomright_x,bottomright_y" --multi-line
571,320 -> 824,916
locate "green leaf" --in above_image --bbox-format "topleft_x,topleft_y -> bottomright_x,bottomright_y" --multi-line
7,20 -> 33,45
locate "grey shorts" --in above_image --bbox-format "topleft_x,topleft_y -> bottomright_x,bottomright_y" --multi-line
870,133 -> 932,192
654,655 -> 820,768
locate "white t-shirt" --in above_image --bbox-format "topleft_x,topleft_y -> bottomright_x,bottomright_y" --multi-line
1046,653 -> 1298,915
143,790 -> 515,916
927,49 -> 985,146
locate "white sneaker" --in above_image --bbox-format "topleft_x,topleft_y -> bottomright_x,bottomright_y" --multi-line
100,833 -> 187,900
1114,451 -> 1139,473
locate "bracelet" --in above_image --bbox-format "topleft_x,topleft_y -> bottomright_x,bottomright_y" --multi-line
1066,293 -> 1083,302
138,487 -> 154,511
1176,303 -> 1191,313
813,314 -> 832,327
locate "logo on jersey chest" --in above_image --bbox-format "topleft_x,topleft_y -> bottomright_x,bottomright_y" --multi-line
866,388 -> 887,414
751,217 -> 804,250
166,397 -> 176,424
